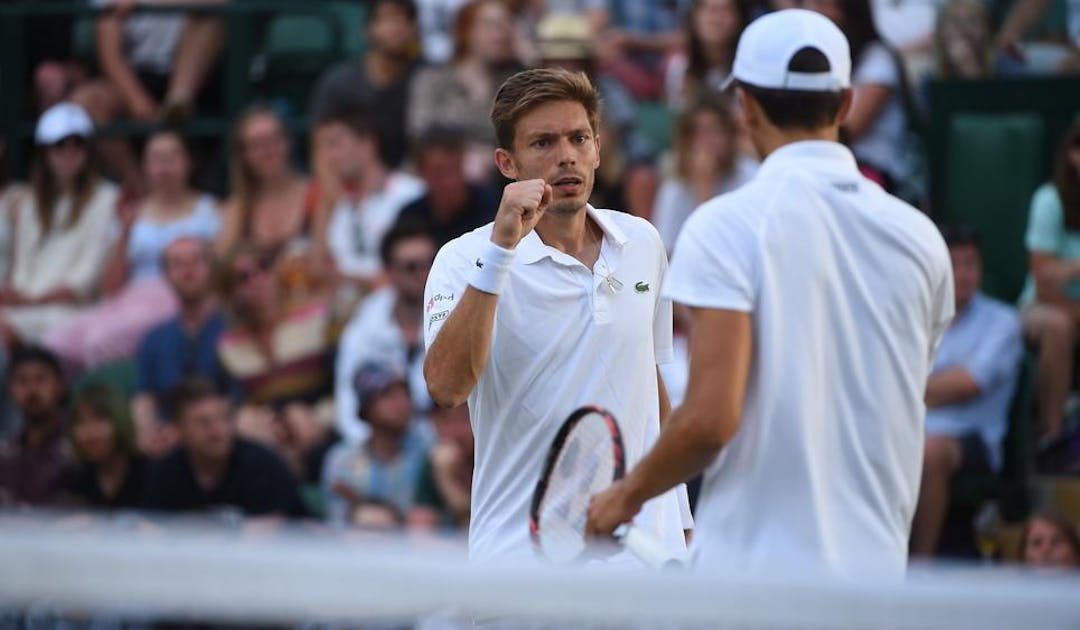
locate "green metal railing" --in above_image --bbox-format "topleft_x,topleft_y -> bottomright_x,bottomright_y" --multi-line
0,1 -> 347,171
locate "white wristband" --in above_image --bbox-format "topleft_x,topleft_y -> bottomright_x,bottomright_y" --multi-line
468,241 -> 516,295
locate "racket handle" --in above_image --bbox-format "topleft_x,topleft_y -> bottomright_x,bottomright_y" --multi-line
615,524 -> 685,569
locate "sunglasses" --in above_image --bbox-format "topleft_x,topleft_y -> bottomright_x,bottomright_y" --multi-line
392,257 -> 433,274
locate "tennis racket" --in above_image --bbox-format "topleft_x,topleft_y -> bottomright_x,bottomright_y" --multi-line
528,405 -> 682,568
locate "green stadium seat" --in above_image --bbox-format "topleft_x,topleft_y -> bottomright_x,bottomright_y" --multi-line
73,359 -> 139,400
633,101 -> 675,153
940,113 -> 1044,303
327,1 -> 367,58
258,10 -> 346,113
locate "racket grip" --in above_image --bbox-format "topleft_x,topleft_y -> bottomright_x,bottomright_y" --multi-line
615,524 -> 685,569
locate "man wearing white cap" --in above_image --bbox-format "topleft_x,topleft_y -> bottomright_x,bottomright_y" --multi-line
587,9 -> 954,579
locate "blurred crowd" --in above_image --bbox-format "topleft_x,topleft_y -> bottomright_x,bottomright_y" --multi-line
0,0 -> 1080,568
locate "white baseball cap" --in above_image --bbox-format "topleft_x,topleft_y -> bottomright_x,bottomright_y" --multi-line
35,102 -> 94,145
724,9 -> 851,92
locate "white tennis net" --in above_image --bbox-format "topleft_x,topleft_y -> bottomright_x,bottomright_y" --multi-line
1,515 -> 1077,629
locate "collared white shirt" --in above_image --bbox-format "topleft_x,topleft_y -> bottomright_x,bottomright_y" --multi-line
335,287 -> 431,444
664,141 -> 954,580
326,173 -> 425,280
425,205 -> 689,564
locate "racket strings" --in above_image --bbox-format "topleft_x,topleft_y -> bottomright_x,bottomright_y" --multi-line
536,417 -> 617,563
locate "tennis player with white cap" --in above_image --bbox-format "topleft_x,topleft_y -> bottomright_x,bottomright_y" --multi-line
587,9 -> 954,579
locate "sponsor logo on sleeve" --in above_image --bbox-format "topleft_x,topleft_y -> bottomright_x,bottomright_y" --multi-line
426,293 -> 455,313
428,310 -> 449,329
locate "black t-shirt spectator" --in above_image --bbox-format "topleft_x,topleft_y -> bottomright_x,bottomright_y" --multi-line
396,183 -> 498,247
309,60 -> 418,169
143,438 -> 307,518
66,455 -> 149,510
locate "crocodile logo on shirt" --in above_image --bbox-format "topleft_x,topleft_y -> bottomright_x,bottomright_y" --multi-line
634,281 -> 650,293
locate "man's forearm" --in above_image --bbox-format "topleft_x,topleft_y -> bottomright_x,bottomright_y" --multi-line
623,403 -> 725,508
424,287 -> 498,407
925,366 -> 980,408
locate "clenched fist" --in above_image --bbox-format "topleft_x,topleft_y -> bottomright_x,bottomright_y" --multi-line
491,179 -> 552,249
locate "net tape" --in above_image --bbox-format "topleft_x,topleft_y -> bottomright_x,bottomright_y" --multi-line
0,518 -> 1078,629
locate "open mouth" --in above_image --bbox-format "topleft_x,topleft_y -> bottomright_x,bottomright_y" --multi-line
552,176 -> 584,193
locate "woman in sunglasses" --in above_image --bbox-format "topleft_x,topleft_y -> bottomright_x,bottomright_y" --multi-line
1,103 -> 119,346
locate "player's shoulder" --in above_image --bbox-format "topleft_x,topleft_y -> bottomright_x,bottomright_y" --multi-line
679,183 -> 765,238
433,222 -> 496,266
592,207 -> 664,250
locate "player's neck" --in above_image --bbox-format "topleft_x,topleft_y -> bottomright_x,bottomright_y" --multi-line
754,126 -> 840,160
534,206 -> 594,259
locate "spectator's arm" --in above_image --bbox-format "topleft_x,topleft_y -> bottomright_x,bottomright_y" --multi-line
1031,252 -> 1080,321
94,10 -> 159,120
844,84 -> 892,142
214,198 -> 243,256
997,0 -> 1052,58
925,366 -> 981,408
100,220 -> 134,296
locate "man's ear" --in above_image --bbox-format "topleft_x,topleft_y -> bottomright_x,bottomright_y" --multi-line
835,89 -> 854,126
592,132 -> 601,170
494,148 -> 518,180
736,87 -> 758,129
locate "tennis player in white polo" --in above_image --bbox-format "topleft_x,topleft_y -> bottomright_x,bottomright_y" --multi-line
587,10 -> 954,579
423,68 -> 689,564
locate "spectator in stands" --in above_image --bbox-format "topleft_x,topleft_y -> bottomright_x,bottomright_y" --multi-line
415,0 -> 470,63
335,221 -> 435,444
0,137 -> 22,272
44,129 -> 221,371
664,0 -> 749,110
1020,120 -> 1080,460
143,377 -> 307,518
408,0 -> 524,182
27,0 -> 81,112
1019,512 -> 1080,569
216,242 -> 334,479
65,382 -> 148,510
910,225 -> 1024,557
536,12 -> 659,218
1,104 -> 118,346
73,0 -> 227,194
313,108 -> 424,289
805,0 -> 914,195
217,106 -> 329,303
594,0 -> 688,100
932,0 -> 993,81
428,402 -> 473,528
322,360 -> 439,529
996,0 -> 1080,75
132,236 -> 227,457
651,97 -> 757,251
396,126 -> 497,247
0,346 -> 68,507
309,0 -> 421,170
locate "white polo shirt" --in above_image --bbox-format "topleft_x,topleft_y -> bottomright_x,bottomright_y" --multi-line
424,206 -> 689,564
664,141 -> 954,580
